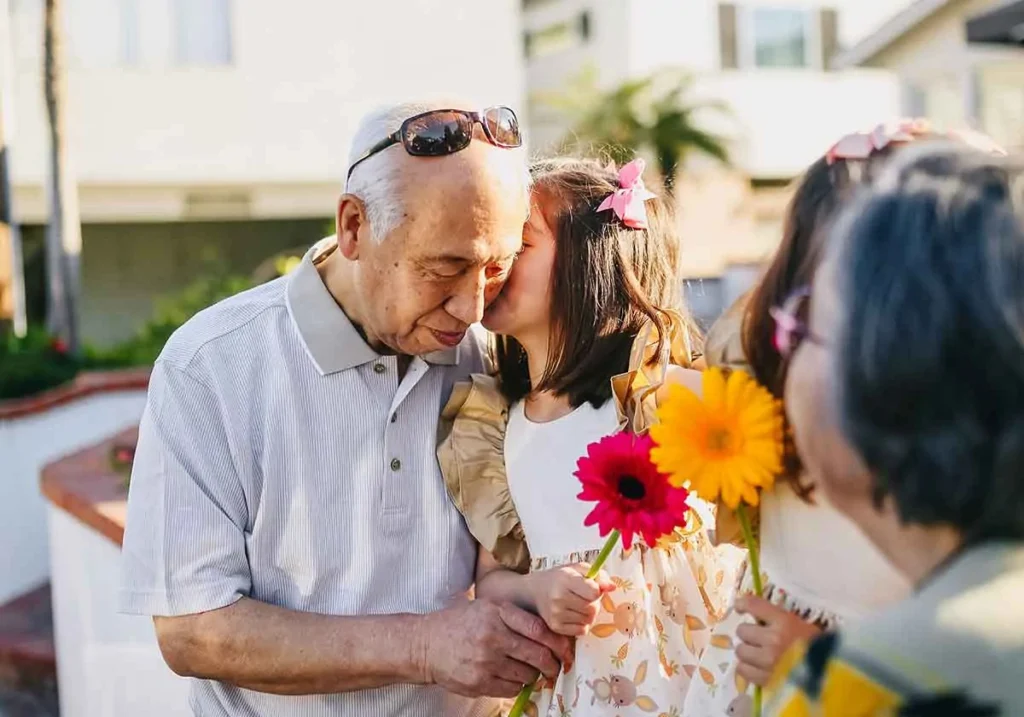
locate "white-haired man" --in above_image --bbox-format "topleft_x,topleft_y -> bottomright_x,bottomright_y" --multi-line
120,101 -> 570,716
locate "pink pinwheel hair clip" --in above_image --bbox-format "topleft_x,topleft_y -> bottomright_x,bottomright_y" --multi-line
825,118 -> 1006,165
597,158 -> 658,230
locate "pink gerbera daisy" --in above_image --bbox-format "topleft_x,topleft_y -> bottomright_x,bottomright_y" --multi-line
575,432 -> 691,550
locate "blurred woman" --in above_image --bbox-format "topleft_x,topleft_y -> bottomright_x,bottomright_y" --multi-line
770,142 -> 1024,714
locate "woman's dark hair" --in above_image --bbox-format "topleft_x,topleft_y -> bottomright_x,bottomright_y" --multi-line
495,157 -> 702,408
834,143 -> 1024,541
742,134 -> 946,496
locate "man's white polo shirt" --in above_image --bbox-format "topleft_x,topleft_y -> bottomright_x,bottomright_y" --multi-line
121,243 -> 496,717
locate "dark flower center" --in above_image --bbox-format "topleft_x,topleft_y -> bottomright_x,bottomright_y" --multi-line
617,475 -> 646,501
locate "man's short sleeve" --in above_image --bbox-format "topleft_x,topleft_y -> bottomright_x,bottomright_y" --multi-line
119,360 -> 251,616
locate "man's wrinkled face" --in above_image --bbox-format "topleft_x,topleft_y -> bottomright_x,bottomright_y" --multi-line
344,142 -> 528,356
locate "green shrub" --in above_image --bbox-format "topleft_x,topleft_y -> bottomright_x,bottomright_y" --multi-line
1,249 -> 303,401
0,328 -> 82,401
89,274 -> 254,367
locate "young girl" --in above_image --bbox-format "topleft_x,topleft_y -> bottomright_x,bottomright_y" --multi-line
438,157 -> 736,716
683,120 -> 1005,717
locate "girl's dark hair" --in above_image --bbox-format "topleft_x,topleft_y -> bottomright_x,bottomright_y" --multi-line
495,157 -> 701,408
835,144 -> 1024,541
742,134 -> 946,497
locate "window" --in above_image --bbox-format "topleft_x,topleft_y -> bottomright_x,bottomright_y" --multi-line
173,0 -> 232,66
119,0 -> 140,66
750,7 -> 810,68
524,11 -> 590,59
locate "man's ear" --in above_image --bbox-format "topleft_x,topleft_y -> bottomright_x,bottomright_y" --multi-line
337,194 -> 369,261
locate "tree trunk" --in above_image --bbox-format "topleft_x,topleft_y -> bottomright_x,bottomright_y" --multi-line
43,0 -> 80,351
0,0 -> 27,337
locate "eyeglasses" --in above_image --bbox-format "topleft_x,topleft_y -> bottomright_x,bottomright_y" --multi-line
769,288 -> 825,358
346,106 -> 523,181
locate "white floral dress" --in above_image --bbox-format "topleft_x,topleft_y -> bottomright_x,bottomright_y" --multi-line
505,399 -> 740,716
438,317 -> 743,716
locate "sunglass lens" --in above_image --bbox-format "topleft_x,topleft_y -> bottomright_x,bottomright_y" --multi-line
404,111 -> 473,156
483,106 -> 522,148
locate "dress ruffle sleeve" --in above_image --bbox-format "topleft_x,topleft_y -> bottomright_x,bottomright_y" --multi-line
437,374 -> 530,573
611,310 -> 709,538
611,309 -> 697,435
702,297 -> 762,546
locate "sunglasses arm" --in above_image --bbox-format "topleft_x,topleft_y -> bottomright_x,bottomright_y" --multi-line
346,132 -> 402,181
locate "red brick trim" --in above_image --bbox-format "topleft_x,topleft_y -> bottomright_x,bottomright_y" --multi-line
40,427 -> 136,547
0,584 -> 56,679
0,369 -> 150,421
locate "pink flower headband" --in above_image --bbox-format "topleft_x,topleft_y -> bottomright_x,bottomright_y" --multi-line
826,118 -> 1006,165
598,158 -> 657,230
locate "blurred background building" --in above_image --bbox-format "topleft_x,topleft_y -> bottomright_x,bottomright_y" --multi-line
0,0 -> 1021,337
837,0 -> 1024,151
2,0 -> 524,346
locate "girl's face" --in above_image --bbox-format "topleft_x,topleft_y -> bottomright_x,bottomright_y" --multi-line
482,188 -> 558,341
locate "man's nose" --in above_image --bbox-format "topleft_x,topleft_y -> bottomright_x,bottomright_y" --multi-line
446,272 -> 488,326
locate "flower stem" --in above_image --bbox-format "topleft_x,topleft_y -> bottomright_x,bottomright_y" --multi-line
736,503 -> 763,717
507,530 -> 621,717
737,504 -> 763,596
586,529 -> 620,579
507,684 -> 536,717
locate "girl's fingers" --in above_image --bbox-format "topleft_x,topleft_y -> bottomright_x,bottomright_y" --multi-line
735,660 -> 773,687
736,643 -> 777,671
736,621 -> 771,648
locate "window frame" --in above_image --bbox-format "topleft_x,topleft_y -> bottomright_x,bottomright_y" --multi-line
172,0 -> 234,67
738,3 -> 822,71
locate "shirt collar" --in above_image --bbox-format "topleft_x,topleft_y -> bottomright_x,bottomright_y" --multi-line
285,239 -> 459,375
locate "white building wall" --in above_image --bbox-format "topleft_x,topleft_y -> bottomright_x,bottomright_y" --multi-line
523,0 -> 900,177
49,506 -> 191,717
0,388 -> 147,605
5,0 -> 526,220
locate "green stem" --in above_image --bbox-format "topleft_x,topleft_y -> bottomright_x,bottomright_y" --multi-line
506,530 -> 621,717
737,504 -> 763,597
737,503 -> 763,717
586,529 -> 621,579
507,684 -> 535,717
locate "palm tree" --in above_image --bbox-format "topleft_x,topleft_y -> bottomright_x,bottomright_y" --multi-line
43,0 -> 81,351
534,67 -> 730,191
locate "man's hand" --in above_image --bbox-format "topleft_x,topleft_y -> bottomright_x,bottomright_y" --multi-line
734,595 -> 823,686
418,599 -> 573,698
528,563 -> 615,637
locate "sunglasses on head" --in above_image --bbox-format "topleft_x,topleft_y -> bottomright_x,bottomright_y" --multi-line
346,106 -> 523,181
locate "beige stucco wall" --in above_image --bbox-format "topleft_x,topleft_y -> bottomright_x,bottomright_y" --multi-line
863,0 -> 1024,150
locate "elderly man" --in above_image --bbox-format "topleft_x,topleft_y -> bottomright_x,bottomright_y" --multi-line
120,101 -> 570,716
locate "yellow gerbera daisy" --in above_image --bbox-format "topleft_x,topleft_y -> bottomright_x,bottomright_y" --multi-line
650,367 -> 784,510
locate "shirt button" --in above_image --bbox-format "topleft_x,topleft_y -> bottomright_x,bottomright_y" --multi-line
373,363 -> 386,374
390,412 -> 398,423
390,458 -> 401,471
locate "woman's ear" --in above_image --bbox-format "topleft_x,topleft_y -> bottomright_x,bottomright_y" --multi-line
337,194 -> 369,260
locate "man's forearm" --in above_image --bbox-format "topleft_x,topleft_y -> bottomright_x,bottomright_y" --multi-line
154,597 -> 429,695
